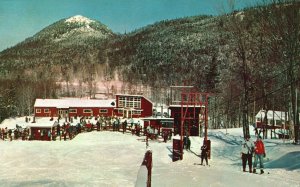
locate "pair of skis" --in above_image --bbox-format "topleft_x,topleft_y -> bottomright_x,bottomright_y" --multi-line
193,163 -> 210,167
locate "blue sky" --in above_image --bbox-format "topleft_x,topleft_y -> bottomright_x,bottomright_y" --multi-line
0,0 -> 261,52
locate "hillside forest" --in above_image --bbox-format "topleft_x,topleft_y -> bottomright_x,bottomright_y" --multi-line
0,0 -> 299,141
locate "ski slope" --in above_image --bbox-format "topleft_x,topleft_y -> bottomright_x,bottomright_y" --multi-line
0,120 -> 299,187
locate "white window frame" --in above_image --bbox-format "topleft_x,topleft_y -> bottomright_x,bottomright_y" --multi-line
69,109 -> 77,113
118,96 -> 126,107
99,109 -> 108,113
44,109 -> 50,113
83,109 -> 93,113
118,96 -> 141,109
36,109 -> 41,113
133,110 -> 141,115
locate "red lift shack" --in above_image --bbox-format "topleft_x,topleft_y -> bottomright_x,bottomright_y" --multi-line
169,86 -> 210,161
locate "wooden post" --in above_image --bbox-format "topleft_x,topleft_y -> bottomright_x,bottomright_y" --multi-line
141,150 -> 152,187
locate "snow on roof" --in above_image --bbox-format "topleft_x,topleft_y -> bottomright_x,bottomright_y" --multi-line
0,117 -> 57,129
26,118 -> 58,128
255,110 -> 288,121
141,117 -> 174,121
34,98 -> 116,108
169,104 -> 204,108
115,94 -> 144,97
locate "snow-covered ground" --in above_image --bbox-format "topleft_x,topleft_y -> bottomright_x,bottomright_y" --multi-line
0,119 -> 300,187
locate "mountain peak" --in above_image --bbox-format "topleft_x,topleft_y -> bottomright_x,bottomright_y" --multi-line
27,14 -> 114,44
65,15 -> 94,24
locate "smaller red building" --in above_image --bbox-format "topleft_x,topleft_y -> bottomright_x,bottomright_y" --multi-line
142,117 -> 174,135
114,94 -> 153,118
27,118 -> 58,141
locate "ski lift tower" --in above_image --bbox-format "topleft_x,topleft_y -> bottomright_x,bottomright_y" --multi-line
169,85 -> 209,160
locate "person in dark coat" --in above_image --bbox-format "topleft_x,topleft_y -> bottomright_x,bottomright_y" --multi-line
63,129 -> 67,141
201,142 -> 209,165
183,136 -> 187,149
8,129 -> 12,141
96,121 -> 100,131
163,130 -> 169,143
57,123 -> 60,136
122,120 -> 127,134
186,136 -> 191,150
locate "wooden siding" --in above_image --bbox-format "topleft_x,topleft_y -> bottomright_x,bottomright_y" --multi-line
169,107 -> 202,136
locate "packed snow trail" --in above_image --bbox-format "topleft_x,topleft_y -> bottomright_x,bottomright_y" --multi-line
0,126 -> 300,186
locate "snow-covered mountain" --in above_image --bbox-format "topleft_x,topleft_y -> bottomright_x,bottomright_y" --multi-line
33,15 -> 114,43
0,15 -> 116,71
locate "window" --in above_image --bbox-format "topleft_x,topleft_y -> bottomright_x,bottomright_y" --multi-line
133,111 -> 141,115
128,102 -> 134,108
131,97 -> 141,108
44,109 -> 50,113
83,109 -> 92,113
36,109 -> 41,113
118,96 -> 141,109
99,109 -> 108,113
118,96 -> 126,107
161,121 -> 174,128
69,109 -> 77,113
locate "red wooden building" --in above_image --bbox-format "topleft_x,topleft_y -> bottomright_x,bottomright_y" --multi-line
34,98 -> 116,117
142,117 -> 174,135
114,94 -> 153,118
27,118 -> 58,141
168,86 -> 209,137
169,105 -> 204,136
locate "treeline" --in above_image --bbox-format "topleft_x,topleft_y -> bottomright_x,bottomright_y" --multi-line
106,0 -> 300,139
210,0 -> 300,141
0,1 -> 299,142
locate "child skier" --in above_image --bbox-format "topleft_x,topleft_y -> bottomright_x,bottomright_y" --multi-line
200,141 -> 209,165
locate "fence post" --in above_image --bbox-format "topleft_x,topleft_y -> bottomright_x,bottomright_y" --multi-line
141,150 -> 152,187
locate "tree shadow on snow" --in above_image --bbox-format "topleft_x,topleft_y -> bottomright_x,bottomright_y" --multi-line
266,151 -> 300,171
166,146 -> 201,160
166,146 -> 174,159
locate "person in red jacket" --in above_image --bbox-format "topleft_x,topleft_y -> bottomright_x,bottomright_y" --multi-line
253,136 -> 266,174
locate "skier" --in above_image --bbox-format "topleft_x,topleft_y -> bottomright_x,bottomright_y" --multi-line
96,120 -> 100,131
136,124 -> 141,136
186,136 -> 191,150
163,130 -> 169,143
241,135 -> 255,173
57,123 -> 60,136
253,136 -> 266,174
122,120 -> 127,134
200,141 -> 209,165
8,129 -> 12,141
183,136 -> 187,149
254,127 -> 258,137
146,135 -> 149,148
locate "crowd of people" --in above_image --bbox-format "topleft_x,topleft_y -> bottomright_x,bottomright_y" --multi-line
0,115 -> 164,142
0,126 -> 30,141
53,115 -> 146,141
